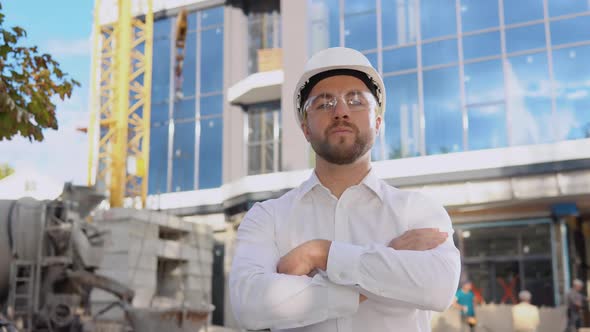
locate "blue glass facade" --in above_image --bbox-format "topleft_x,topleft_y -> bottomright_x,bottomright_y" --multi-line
310,0 -> 590,159
148,6 -> 224,194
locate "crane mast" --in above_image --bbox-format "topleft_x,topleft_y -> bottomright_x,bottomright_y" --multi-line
88,0 -> 154,208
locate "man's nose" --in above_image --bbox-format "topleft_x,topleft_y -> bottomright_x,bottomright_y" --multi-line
332,100 -> 350,119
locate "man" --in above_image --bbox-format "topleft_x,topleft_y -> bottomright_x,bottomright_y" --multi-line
229,47 -> 461,331
566,279 -> 587,331
453,281 -> 476,332
512,290 -> 540,332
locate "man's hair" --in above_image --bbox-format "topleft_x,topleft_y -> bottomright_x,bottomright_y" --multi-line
574,279 -> 584,287
461,280 -> 472,287
519,290 -> 532,302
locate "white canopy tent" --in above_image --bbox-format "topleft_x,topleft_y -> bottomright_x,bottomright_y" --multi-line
0,168 -> 64,200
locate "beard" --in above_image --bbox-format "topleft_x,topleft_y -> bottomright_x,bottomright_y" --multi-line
310,120 -> 374,165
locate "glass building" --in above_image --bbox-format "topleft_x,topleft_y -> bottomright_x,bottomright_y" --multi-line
149,7 -> 225,194
100,0 -> 590,327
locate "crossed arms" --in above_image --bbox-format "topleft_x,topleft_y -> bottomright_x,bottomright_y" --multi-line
229,196 -> 461,330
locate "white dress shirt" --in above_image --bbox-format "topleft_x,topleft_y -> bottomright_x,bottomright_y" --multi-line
230,169 -> 461,331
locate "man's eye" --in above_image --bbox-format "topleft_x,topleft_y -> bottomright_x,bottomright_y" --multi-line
347,98 -> 364,106
316,100 -> 335,110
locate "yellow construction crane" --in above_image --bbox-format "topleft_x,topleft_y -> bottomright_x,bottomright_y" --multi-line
87,0 -> 154,207
174,9 -> 188,99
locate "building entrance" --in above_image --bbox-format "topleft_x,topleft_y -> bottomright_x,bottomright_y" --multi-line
457,220 -> 555,306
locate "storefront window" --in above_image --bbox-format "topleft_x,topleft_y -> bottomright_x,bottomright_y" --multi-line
458,221 -> 555,306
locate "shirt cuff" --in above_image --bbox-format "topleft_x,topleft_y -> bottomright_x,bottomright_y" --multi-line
326,241 -> 364,285
313,273 -> 360,317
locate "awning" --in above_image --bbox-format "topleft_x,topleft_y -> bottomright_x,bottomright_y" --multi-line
227,69 -> 283,105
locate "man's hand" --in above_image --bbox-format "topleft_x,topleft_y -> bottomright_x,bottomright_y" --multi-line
359,294 -> 368,303
389,228 -> 448,251
277,239 -> 331,276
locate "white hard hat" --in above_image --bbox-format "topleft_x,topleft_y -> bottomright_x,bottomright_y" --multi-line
293,47 -> 386,126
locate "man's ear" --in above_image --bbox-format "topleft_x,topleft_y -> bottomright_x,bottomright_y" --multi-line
374,112 -> 383,135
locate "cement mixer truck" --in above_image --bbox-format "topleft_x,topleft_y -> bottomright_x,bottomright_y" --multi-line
0,184 -> 133,332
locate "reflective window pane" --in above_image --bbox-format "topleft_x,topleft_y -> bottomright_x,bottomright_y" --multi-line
152,102 -> 169,124
548,0 -> 590,17
345,0 -> 375,14
383,46 -> 417,73
310,0 -> 339,53
420,0 -> 456,40
173,98 -> 196,120
384,74 -> 420,159
506,24 -> 546,54
503,0 -> 544,25
552,45 -> 590,140
248,108 -> 275,142
200,27 -> 224,93
181,32 -> 197,97
382,0 -> 417,47
464,59 -> 504,104
550,16 -> 590,46
199,116 -> 223,189
468,104 -> 507,150
248,145 -> 262,175
423,66 -> 463,154
247,102 -> 281,175
148,123 -> 169,195
152,38 -> 171,103
154,17 -> 172,39
460,0 -> 500,32
171,120 -> 195,191
188,11 -> 197,31
522,224 -> 552,255
200,94 -> 223,117
201,6 -> 224,27
344,12 -> 377,51
523,259 -> 555,307
422,39 -> 458,67
247,12 -> 281,74
248,143 -> 275,175
463,31 -> 501,60
506,53 -> 553,145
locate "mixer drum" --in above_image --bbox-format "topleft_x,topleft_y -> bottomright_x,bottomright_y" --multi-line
0,197 -> 46,300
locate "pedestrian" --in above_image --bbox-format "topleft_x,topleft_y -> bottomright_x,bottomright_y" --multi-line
229,47 -> 461,332
512,290 -> 540,332
454,280 -> 477,332
565,279 -> 587,332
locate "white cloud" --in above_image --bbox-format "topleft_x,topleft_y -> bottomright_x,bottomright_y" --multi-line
554,109 -> 579,141
0,92 -> 89,186
44,38 -> 91,57
567,90 -> 589,100
472,104 -> 503,115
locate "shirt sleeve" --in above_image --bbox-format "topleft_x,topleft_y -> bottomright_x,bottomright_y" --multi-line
325,191 -> 461,312
229,202 -> 360,331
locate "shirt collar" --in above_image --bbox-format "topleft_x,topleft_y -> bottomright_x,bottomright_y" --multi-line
297,167 -> 384,202
298,170 -> 322,200
361,167 -> 384,202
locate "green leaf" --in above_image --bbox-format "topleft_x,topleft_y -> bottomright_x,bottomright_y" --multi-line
2,30 -> 16,44
0,44 -> 10,58
12,26 -> 26,38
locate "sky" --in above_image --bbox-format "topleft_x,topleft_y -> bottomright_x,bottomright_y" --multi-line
0,0 -> 94,185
